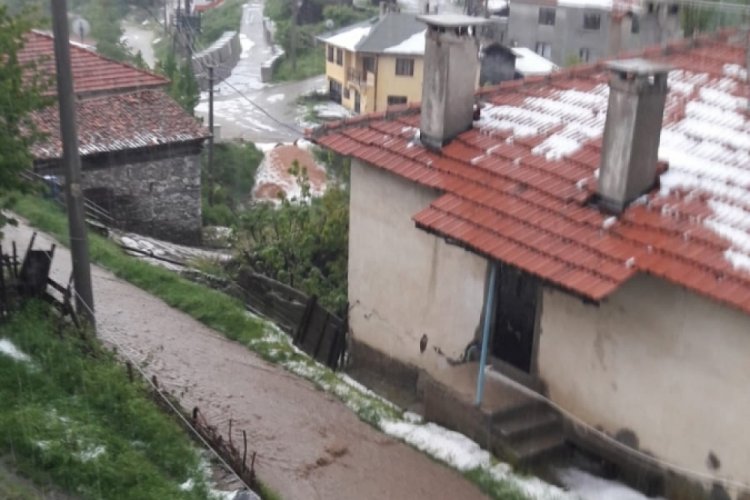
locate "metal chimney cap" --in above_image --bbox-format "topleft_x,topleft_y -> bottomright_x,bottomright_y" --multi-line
605,58 -> 673,76
417,13 -> 490,28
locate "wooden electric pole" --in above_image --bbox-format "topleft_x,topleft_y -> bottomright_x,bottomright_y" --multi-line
290,0 -> 300,71
207,65 -> 215,205
50,0 -> 95,326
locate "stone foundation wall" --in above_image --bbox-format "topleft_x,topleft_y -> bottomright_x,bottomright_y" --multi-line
192,31 -> 241,91
83,154 -> 202,244
41,149 -> 203,245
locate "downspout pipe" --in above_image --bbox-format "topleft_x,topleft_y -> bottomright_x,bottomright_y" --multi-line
475,261 -> 498,406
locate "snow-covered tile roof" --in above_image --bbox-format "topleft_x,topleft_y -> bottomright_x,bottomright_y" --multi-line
511,47 -> 559,76
311,32 -> 750,315
384,29 -> 426,55
320,26 -> 372,52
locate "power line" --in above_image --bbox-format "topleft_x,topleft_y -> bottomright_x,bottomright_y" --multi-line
175,14 -> 306,137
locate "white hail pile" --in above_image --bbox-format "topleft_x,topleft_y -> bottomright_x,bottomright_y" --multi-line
476,67 -> 750,273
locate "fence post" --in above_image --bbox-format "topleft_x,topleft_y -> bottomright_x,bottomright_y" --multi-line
294,295 -> 317,345
312,311 -> 330,358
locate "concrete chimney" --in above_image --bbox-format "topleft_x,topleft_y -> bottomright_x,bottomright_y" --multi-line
418,14 -> 487,150
598,58 -> 671,213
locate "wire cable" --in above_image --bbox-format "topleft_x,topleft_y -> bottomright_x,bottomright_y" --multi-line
174,9 -> 308,137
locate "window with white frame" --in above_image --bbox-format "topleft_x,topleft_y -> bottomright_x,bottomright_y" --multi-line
535,42 -> 552,59
395,58 -> 414,76
538,7 -> 556,25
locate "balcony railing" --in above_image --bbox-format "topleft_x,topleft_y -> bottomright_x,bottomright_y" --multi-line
346,67 -> 373,87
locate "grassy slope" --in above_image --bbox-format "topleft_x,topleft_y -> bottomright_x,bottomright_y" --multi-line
199,0 -> 245,47
9,195 -> 532,500
0,303 -> 212,500
271,48 -> 325,82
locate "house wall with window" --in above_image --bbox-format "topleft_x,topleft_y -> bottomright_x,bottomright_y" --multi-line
374,55 -> 425,112
507,0 -> 682,66
348,159 -> 487,376
325,44 -> 416,114
539,274 -> 750,489
508,2 -> 611,65
325,43 -> 347,102
348,153 -> 750,492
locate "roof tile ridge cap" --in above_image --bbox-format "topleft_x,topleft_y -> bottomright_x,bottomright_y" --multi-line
476,63 -> 605,100
354,15 -> 381,51
309,109 -> 384,139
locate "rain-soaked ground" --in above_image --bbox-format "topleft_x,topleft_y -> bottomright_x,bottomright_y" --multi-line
4,220 -> 489,500
3,218 -> 667,500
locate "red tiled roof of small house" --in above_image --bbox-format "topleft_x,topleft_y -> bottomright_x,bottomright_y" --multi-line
309,31 -> 750,314
19,30 -> 168,97
30,89 -> 210,160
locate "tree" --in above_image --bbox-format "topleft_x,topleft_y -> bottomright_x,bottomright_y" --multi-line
158,50 -> 200,114
202,141 -> 264,226
87,0 -> 130,61
235,161 -> 350,315
0,6 -> 49,213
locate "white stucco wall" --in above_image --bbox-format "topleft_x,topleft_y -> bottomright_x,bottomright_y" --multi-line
348,159 -> 488,375
539,274 -> 750,488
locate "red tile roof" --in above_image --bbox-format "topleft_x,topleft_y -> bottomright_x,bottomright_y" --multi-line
253,145 -> 328,202
310,31 -> 750,315
195,0 -> 225,13
19,30 -> 168,97
31,89 -> 209,160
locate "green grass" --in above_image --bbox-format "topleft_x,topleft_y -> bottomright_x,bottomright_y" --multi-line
8,195 -> 535,500
0,302 -> 213,500
0,462 -> 43,500
10,195 -> 267,348
271,48 -> 325,82
199,0 -> 245,47
464,468 -> 529,500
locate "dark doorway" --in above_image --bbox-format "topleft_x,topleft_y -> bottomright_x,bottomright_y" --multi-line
491,263 -> 539,373
354,90 -> 361,113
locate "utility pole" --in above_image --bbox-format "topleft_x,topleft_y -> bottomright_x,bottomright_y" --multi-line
164,0 -> 169,33
184,0 -> 193,58
290,0 -> 299,71
207,65 -> 215,205
50,0 -> 95,326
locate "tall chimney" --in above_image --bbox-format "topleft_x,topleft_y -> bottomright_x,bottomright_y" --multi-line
418,15 -> 487,150
598,58 -> 670,213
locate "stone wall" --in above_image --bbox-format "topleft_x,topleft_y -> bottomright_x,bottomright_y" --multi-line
192,31 -> 241,91
39,146 -> 203,245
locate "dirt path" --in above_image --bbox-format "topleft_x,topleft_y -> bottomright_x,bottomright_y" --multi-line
3,220 -> 487,500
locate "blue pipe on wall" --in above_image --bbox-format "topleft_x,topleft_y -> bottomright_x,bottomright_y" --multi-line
475,261 -> 498,406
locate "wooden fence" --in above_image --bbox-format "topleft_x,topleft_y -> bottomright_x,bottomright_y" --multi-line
235,269 -> 347,370
20,170 -> 115,234
0,233 -> 78,328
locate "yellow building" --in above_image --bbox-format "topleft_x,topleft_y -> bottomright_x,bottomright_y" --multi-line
319,13 -> 426,114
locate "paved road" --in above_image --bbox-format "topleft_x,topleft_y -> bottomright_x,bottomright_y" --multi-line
194,0 -> 325,143
121,1 -> 324,144
121,19 -> 158,68
3,220 -> 487,500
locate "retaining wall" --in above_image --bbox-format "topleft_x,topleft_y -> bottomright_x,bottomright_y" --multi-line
192,30 -> 242,90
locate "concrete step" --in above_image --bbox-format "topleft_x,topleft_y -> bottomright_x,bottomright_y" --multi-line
491,400 -> 547,423
495,408 -> 562,442
512,431 -> 568,466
